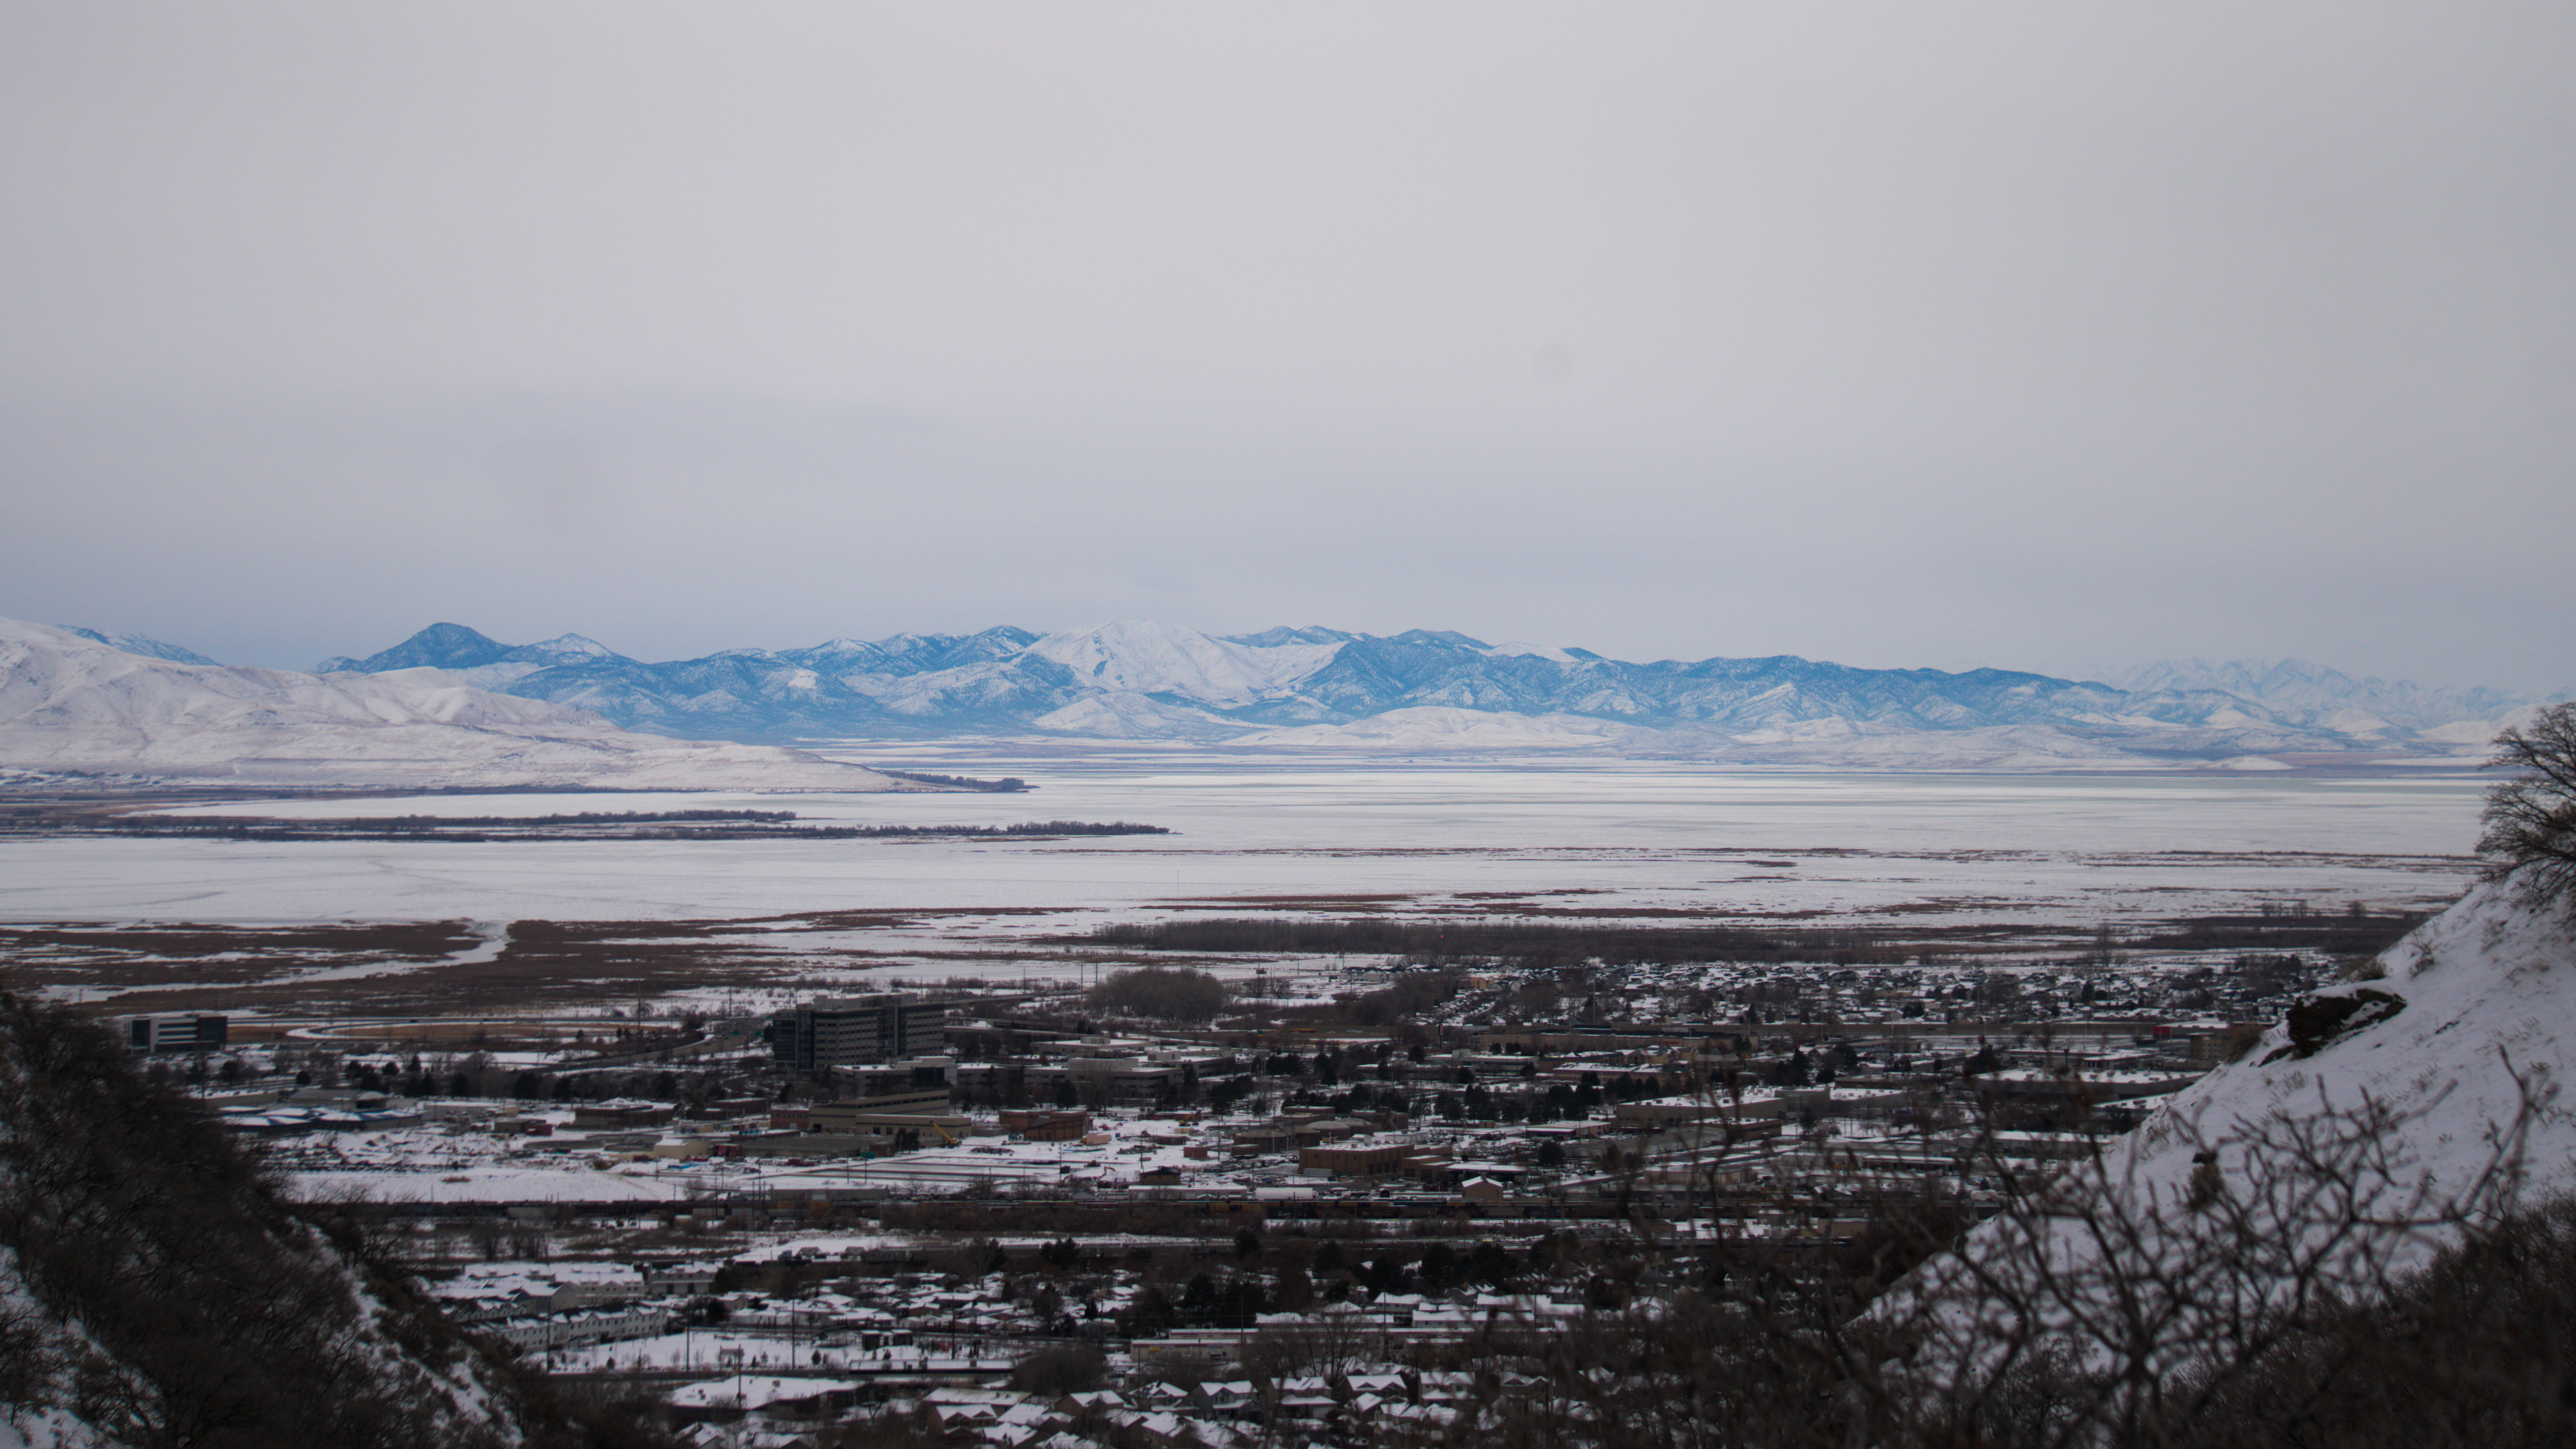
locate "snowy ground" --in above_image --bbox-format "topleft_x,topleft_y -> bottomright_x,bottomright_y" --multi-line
0,757 -> 2487,1024
0,759 -> 2484,926
1889,877 -> 2576,1395
274,1107 -> 1303,1208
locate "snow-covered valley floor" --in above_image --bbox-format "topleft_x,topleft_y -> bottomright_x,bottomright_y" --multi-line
1,756 -> 2487,923
0,757 -> 2488,1018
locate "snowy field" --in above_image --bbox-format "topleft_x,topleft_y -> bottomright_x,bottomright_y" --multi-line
0,760 -> 2487,940
279,1106 -> 1296,1215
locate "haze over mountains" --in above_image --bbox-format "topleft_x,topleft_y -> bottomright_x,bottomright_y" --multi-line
289,619 -> 2566,766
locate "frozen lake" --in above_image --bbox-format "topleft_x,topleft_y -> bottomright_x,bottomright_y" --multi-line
0,758 -> 2488,930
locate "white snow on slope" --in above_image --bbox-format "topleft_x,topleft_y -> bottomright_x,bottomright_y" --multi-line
443,633 -> 628,691
1029,691 -> 1244,740
1484,641 -> 1582,663
2136,879 -> 2576,1208
0,618 -> 915,792
520,632 -> 621,660
1701,722 -> 2168,771
447,660 -> 547,689
58,626 -> 219,667
1225,714 -> 2173,768
1903,879 -> 2576,1373
2114,656 -> 2546,733
2416,703 -> 2553,747
1025,620 -> 1341,705
1230,707 -> 1656,751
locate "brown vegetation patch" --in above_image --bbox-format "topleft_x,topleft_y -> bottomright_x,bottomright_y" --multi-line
1,920 -> 481,960
7,911 -> 890,1018
1870,898 -> 2016,915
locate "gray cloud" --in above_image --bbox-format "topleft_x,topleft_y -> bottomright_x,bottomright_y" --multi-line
2,2 -> 2570,690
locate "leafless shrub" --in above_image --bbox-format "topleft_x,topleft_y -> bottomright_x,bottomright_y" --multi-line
1086,966 -> 1230,1023
1399,1064 -> 2568,1449
1238,1307 -> 1390,1382
2480,701 -> 2576,914
1877,1067 -> 2550,1446
1008,1342 -> 1107,1395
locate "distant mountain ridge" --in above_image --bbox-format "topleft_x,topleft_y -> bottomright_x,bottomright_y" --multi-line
305,620 -> 2566,763
0,619 -> 923,791
2105,657 -> 2529,734
59,625 -> 220,667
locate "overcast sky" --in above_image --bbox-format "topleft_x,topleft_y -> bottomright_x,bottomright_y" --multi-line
3,3 -> 2570,691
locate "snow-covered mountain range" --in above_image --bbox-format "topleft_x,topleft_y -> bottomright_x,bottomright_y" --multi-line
2104,656 -> 2532,737
298,619 -> 2563,765
0,619 -> 919,791
58,625 -> 221,666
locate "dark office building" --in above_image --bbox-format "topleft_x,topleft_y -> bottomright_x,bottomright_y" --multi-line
125,1014 -> 228,1053
771,995 -> 945,1073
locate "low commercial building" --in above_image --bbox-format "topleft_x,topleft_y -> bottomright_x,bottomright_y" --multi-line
1019,1035 -> 1228,1105
731,1130 -> 946,1159
1025,1057 -> 1178,1105
999,1108 -> 1092,1141
1230,1127 -> 1293,1156
570,1100 -> 675,1129
772,1090 -> 957,1132
668,1377 -> 863,1429
644,1264 -> 719,1295
766,1093 -> 973,1152
481,1306 -> 676,1355
1297,1138 -> 1447,1181
1612,1087 -> 1827,1134
544,1276 -> 654,1311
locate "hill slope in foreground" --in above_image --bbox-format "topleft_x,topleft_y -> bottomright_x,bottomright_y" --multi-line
1894,875 -> 2576,1420
0,990 -> 632,1449
0,618 -> 913,792
2110,875 -> 2575,1209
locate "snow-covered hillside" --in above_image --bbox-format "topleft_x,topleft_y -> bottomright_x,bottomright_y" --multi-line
58,627 -> 219,667
1686,721 -> 2172,771
2111,656 -> 2548,735
0,993 -> 544,1448
2099,877 -> 2568,1219
1229,706 -> 1659,751
0,619 -> 918,791
2059,878 -> 2573,1213
1022,619 -> 1342,706
1896,878 -> 2576,1393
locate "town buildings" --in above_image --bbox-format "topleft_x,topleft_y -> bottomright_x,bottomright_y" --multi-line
771,995 -> 946,1073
